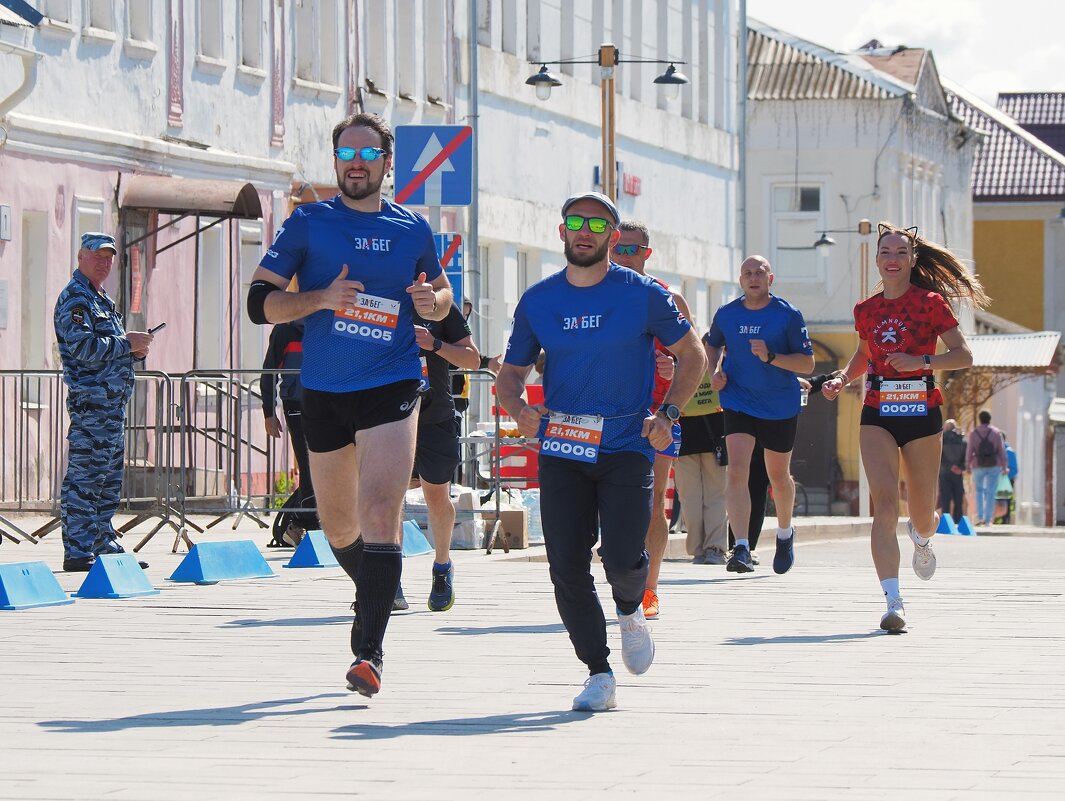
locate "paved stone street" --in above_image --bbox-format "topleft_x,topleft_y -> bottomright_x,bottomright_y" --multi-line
1,518 -> 1063,800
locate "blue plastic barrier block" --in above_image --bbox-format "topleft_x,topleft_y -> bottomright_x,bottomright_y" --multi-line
0,561 -> 75,610
401,519 -> 433,557
284,530 -> 339,568
168,540 -> 277,585
957,516 -> 977,536
74,554 -> 160,599
935,513 -> 960,535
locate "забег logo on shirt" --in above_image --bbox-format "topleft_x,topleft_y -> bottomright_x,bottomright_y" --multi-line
562,315 -> 602,331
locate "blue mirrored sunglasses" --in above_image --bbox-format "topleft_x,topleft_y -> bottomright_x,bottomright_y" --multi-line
335,146 -> 387,162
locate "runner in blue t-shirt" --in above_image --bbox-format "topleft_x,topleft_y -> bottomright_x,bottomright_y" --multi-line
246,113 -> 452,699
496,192 -> 707,713
703,255 -> 814,576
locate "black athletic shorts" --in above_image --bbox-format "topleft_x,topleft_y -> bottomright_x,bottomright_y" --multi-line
860,404 -> 943,448
723,409 -> 798,453
302,379 -> 420,453
414,416 -> 461,485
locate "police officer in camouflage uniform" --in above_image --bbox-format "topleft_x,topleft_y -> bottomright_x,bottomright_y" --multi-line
53,232 -> 154,572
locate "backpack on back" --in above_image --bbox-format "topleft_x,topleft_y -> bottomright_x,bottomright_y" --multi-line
975,430 -> 998,468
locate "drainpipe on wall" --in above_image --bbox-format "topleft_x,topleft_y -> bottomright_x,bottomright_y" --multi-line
0,41 -> 43,121
737,0 -> 747,257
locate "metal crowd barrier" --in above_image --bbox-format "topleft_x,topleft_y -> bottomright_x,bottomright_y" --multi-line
173,369 -> 305,549
0,368 -> 312,555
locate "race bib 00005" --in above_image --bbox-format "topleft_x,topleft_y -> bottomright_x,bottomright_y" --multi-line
333,293 -> 399,346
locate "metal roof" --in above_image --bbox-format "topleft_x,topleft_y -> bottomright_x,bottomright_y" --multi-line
946,81 -> 1065,202
967,331 -> 1061,369
120,176 -> 263,219
1049,397 -> 1065,425
747,19 -> 910,101
997,93 -> 1065,125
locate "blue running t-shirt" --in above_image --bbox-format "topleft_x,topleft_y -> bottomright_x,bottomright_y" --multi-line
705,294 -> 812,419
259,196 -> 441,393
504,264 -> 691,458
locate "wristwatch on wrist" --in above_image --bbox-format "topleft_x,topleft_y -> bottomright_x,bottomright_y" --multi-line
923,354 -> 932,369
766,351 -> 777,365
431,337 -> 443,353
658,403 -> 682,422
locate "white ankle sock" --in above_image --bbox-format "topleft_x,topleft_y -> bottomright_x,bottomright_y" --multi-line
735,538 -> 750,550
776,526 -> 793,541
912,530 -> 930,546
880,577 -> 901,601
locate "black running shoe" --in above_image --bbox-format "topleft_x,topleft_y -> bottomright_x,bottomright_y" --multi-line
773,528 -> 795,574
727,544 -> 755,573
428,562 -> 455,611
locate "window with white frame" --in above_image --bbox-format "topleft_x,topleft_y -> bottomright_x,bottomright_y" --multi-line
771,185 -> 823,282
85,0 -> 113,31
424,0 -> 445,103
395,0 -> 415,100
196,222 -> 224,369
239,0 -> 264,70
198,0 -> 223,60
295,0 -> 340,86
40,0 -> 70,23
126,0 -> 150,41
74,199 -> 106,265
239,222 -> 265,370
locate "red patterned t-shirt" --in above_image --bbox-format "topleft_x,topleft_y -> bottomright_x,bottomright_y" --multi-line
853,284 -> 959,409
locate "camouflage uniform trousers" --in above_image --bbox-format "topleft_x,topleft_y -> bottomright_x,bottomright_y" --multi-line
60,402 -> 127,560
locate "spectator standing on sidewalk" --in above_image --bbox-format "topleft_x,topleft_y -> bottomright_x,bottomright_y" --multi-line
938,418 -> 967,524
967,410 -> 1008,526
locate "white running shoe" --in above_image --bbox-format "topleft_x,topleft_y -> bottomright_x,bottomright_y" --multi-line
880,597 -> 906,632
907,520 -> 937,580
617,608 -> 655,675
572,672 -> 617,711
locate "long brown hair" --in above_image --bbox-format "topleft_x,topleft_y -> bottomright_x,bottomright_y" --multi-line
875,223 -> 990,308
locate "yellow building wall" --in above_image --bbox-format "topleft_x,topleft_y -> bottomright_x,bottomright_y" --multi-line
973,220 -> 1044,329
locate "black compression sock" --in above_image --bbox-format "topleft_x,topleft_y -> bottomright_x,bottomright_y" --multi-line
354,543 -> 403,661
330,537 -> 364,584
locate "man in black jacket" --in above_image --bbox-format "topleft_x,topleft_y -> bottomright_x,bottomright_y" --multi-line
938,418 -> 967,524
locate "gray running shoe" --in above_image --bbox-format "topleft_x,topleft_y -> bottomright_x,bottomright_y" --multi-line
703,549 -> 728,565
880,597 -> 906,632
572,673 -> 617,712
618,608 -> 655,675
907,520 -> 937,580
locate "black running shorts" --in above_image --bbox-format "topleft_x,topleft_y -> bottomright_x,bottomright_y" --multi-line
723,409 -> 799,453
860,405 -> 943,448
302,380 -> 420,453
414,416 -> 461,485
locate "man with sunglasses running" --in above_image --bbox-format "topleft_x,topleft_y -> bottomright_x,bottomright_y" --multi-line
247,112 -> 452,698
496,192 -> 706,712
612,221 -> 695,619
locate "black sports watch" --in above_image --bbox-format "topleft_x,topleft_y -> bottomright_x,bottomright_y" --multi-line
658,403 -> 681,422
765,351 -> 777,364
431,337 -> 443,353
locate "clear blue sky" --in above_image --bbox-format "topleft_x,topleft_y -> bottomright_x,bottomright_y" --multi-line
747,0 -> 1065,105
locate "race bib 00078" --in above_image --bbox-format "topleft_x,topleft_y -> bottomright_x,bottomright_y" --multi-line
879,379 -> 927,417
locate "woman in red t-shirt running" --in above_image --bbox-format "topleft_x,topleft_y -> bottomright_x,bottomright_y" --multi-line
821,223 -> 989,633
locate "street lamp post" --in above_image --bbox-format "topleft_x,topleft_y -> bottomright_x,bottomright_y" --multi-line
526,45 -> 688,202
814,219 -> 873,296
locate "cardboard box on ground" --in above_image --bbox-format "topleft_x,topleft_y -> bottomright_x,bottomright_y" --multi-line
403,486 -> 533,550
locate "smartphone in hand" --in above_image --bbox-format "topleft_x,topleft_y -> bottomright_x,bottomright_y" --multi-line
148,323 -> 167,334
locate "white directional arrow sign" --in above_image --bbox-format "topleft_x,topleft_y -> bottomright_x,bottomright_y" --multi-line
411,133 -> 455,207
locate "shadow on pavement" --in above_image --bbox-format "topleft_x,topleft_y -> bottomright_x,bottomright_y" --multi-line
220,615 -> 350,628
38,694 -> 353,732
659,575 -> 773,586
435,622 -> 567,636
332,709 -> 585,740
723,632 -> 883,645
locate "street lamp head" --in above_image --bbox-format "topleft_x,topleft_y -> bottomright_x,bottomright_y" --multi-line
526,65 -> 562,101
814,232 -> 836,255
653,63 -> 688,101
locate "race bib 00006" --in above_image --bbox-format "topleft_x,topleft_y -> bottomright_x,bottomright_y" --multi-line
540,413 -> 603,463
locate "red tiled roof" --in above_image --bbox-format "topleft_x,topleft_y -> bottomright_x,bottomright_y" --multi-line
946,83 -> 1065,202
860,48 -> 925,86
